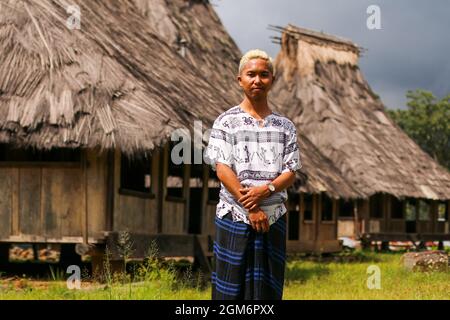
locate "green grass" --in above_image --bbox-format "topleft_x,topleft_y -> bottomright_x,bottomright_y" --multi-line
1,251 -> 449,300
283,251 -> 450,300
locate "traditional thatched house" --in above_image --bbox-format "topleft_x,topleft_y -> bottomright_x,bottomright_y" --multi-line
0,0 -> 240,269
0,1 -> 365,273
135,0 -> 370,254
282,134 -> 364,253
270,25 -> 450,247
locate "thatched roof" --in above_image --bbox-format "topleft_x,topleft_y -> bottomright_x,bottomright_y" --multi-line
292,133 -> 364,199
271,24 -> 450,200
0,0 -> 234,154
0,2 -> 372,199
133,0 -> 243,104
143,2 -> 361,198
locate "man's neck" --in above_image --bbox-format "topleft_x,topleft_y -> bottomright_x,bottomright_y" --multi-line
240,96 -> 271,119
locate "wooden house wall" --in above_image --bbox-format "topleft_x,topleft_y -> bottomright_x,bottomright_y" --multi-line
286,193 -> 341,253
203,204 -> 217,234
359,195 -> 449,238
435,201 -> 449,233
337,219 -> 356,238
317,194 -> 338,241
113,149 -> 159,234
2,143 -> 447,250
0,151 -> 107,242
112,144 -> 199,236
299,193 -> 316,242
162,144 -> 190,235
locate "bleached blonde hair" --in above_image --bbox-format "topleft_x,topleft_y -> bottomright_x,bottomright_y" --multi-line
238,49 -> 274,75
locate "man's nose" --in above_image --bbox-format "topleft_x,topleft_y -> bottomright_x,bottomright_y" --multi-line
254,75 -> 262,83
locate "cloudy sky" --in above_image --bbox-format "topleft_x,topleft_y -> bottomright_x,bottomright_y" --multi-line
212,0 -> 450,110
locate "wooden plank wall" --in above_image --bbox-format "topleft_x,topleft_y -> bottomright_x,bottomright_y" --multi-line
299,193 -> 315,242
113,149 -> 159,234
203,204 -> 217,236
161,144 -> 187,235
0,151 -> 108,242
361,196 -> 450,236
0,168 -> 14,237
86,151 -> 107,235
317,194 -> 337,241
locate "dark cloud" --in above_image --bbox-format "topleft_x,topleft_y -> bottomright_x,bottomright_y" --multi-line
212,0 -> 450,109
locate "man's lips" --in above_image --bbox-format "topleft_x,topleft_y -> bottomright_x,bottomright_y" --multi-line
251,87 -> 264,91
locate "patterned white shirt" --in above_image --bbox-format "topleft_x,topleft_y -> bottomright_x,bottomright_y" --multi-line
205,105 -> 302,226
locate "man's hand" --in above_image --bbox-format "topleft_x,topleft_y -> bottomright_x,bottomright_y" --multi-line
238,185 -> 271,211
248,207 -> 269,233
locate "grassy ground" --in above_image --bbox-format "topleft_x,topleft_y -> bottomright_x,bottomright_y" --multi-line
0,250 -> 449,300
283,251 -> 450,299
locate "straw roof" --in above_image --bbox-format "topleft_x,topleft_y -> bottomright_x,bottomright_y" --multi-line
0,1 -> 371,199
0,0 -> 234,154
144,2 -> 361,198
292,133 -> 364,199
133,0 -> 243,104
271,24 -> 450,200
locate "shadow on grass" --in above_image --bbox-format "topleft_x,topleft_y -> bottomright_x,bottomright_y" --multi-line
287,249 -> 384,265
285,263 -> 330,284
284,249 -> 391,284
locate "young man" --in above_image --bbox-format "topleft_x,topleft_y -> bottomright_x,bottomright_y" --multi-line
205,49 -> 301,300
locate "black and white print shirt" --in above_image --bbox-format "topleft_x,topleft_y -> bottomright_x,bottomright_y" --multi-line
205,105 -> 302,226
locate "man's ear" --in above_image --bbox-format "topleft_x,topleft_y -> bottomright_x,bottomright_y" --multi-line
237,75 -> 243,87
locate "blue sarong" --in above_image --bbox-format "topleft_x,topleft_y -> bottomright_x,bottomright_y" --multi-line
211,212 -> 286,300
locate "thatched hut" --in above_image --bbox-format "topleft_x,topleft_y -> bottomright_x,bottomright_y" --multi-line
0,1 -> 366,272
282,134 -> 364,253
135,0 -> 370,253
270,25 -> 450,247
0,0 -> 240,269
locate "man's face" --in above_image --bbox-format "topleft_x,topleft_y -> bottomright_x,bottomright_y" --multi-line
238,58 -> 274,100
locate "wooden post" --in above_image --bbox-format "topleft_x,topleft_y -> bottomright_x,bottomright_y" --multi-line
105,150 -> 115,231
156,147 -> 163,234
314,194 -> 320,242
11,168 -> 19,235
158,144 -> 169,233
384,194 -> 389,232
353,199 -> 359,238
415,199 -> 420,234
39,167 -> 44,237
381,194 -> 389,251
82,149 -> 89,244
183,163 -> 191,234
332,198 -> 337,238
200,164 -> 209,234
112,149 -> 121,229
300,193 -> 304,222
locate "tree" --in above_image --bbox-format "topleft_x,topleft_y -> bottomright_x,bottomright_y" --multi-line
387,89 -> 450,170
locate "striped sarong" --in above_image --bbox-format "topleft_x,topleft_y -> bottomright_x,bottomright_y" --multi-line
211,212 -> 286,300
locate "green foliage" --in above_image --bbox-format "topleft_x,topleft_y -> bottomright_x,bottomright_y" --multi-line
387,89 -> 450,170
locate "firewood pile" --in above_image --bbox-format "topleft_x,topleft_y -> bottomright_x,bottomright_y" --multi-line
8,245 -> 60,263
9,246 -> 34,261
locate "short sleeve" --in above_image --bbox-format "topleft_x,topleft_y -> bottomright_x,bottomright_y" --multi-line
205,117 -> 233,171
281,126 -> 302,173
